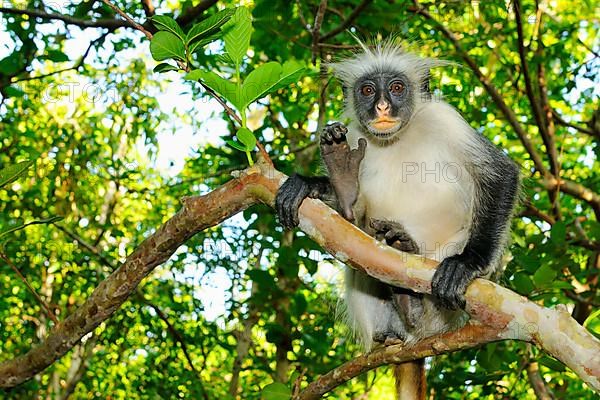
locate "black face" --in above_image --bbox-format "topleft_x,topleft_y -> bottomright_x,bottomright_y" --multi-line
352,70 -> 414,144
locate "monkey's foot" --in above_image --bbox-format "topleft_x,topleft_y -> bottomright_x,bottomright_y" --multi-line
373,331 -> 405,346
431,253 -> 481,310
320,122 -> 367,221
390,287 -> 424,329
370,219 -> 420,254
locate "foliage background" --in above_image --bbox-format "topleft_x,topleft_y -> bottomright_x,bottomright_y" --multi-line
0,0 -> 598,398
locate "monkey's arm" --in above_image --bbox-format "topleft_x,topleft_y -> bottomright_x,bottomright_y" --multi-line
276,123 -> 366,229
432,140 -> 520,310
276,174 -> 335,229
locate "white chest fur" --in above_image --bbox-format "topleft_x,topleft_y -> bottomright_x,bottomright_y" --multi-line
345,102 -> 476,261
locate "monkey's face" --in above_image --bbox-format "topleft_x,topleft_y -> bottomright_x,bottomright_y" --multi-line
353,71 -> 414,145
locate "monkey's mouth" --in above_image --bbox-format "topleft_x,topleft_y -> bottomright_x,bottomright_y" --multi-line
369,119 -> 401,135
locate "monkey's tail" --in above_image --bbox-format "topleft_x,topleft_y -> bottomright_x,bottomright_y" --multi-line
394,359 -> 426,400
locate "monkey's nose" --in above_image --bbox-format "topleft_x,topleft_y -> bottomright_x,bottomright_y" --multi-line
376,101 -> 390,112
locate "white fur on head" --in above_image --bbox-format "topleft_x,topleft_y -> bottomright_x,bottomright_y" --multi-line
328,37 -> 448,95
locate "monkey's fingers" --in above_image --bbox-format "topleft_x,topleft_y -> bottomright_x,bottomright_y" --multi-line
431,256 -> 474,310
369,218 -> 390,232
321,122 -> 348,144
389,239 -> 419,254
383,228 -> 411,242
349,138 -> 367,168
275,175 -> 309,229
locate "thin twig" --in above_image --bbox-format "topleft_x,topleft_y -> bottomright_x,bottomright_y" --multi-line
101,0 -> 153,40
319,0 -> 373,42
0,7 -> 130,30
513,0 -> 550,152
12,33 -> 109,84
53,224 -> 116,270
141,0 -> 155,17
527,361 -> 555,400
0,252 -> 59,324
552,109 -> 598,137
311,0 -> 328,65
199,82 -> 242,125
139,295 -> 210,400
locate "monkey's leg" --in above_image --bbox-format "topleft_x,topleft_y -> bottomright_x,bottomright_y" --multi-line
275,122 -> 366,229
320,122 -> 367,221
369,218 -> 425,329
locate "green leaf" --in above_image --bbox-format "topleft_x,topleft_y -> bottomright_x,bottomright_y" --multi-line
150,31 -> 186,61
511,271 -> 534,294
186,8 -> 235,45
222,7 -> 252,67
151,15 -> 185,41
0,216 -> 63,239
188,32 -> 221,54
226,139 -> 247,152
550,221 -> 566,244
273,60 -> 306,91
0,160 -> 34,188
240,62 -> 281,107
240,61 -> 305,108
261,382 -> 291,400
3,86 -> 25,98
153,62 -> 179,73
45,50 -> 69,62
539,355 -> 566,372
533,264 -> 557,287
185,69 -> 239,109
236,127 -> 256,150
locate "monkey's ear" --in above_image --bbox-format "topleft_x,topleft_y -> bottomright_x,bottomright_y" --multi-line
420,70 -> 431,94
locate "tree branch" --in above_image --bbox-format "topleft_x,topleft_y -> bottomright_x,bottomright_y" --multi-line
176,0 -> 219,27
0,252 -> 59,325
141,0 -> 155,18
319,0 -> 373,42
311,0 -> 328,65
527,362 -> 555,400
297,324 -> 500,399
0,7 -> 130,30
513,0 -> 552,163
0,162 -> 598,390
552,109 -> 599,138
12,32 -> 109,83
540,176 -> 600,220
101,0 -> 152,40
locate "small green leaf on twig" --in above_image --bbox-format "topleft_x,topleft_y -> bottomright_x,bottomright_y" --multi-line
261,382 -> 292,400
153,62 -> 179,73
186,8 -> 235,45
0,160 -> 34,188
222,7 -> 252,67
151,15 -> 186,41
236,127 -> 256,150
150,31 -> 186,61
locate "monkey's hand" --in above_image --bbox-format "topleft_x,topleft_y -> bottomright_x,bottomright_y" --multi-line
321,122 -> 367,221
276,175 -> 333,229
370,219 -> 420,254
431,253 -> 483,310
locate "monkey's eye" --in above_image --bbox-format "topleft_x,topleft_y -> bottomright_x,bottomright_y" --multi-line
389,81 -> 405,95
361,85 -> 375,96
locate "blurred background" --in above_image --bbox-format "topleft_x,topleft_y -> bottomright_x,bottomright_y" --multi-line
0,0 -> 598,398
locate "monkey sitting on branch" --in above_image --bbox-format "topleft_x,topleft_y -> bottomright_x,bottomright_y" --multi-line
276,39 -> 520,397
